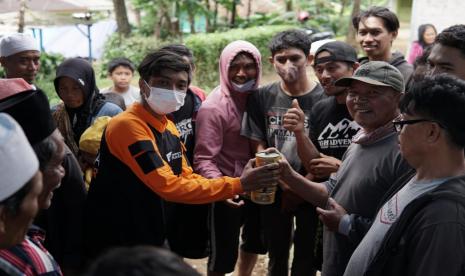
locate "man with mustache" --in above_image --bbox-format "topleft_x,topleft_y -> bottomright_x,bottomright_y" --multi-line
241,29 -> 326,276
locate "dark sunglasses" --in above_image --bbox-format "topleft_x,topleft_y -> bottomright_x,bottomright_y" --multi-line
392,119 -> 445,132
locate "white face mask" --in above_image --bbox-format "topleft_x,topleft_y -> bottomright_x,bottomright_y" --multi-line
231,79 -> 256,93
144,81 -> 186,115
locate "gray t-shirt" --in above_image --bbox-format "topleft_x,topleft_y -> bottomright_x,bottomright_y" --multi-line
322,132 -> 413,276
241,81 -> 326,171
343,176 -> 449,276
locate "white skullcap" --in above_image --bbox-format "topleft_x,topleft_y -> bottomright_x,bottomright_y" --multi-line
0,113 -> 39,202
0,33 -> 40,57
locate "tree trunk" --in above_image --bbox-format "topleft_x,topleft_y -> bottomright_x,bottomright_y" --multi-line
112,0 -> 131,36
205,0 -> 211,32
339,0 -> 348,17
18,0 -> 26,33
246,0 -> 252,21
230,0 -> 237,28
346,0 -> 361,49
285,0 -> 293,12
189,11 -> 196,34
213,0 -> 218,29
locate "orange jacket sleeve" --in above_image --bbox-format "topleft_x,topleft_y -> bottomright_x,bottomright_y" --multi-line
105,114 -> 243,204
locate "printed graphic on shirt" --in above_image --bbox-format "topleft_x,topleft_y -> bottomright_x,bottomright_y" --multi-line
175,118 -> 193,145
317,118 -> 360,150
380,194 -> 398,224
266,106 -> 310,170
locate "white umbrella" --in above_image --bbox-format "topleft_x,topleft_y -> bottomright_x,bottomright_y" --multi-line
0,0 -> 88,13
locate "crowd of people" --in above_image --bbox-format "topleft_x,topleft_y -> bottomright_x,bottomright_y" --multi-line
1,5 -> 465,276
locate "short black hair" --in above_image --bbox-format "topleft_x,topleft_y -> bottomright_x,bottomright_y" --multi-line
400,74 -> 465,148
435,24 -> 465,58
0,177 -> 34,216
353,6 -> 399,33
86,246 -> 201,276
159,44 -> 195,65
137,50 -> 191,84
107,57 -> 136,74
32,134 -> 57,171
417,23 -> 437,47
268,29 -> 311,57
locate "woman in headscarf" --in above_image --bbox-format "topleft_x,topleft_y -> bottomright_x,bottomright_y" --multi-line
52,58 -> 123,157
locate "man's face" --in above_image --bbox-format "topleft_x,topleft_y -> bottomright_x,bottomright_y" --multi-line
346,80 -> 400,132
0,50 -> 40,84
270,47 -> 311,83
314,51 -> 356,96
39,130 -> 66,210
357,16 -> 397,60
109,66 -> 134,92
228,53 -> 257,85
397,113 -> 433,168
0,171 -> 42,248
140,68 -> 189,99
428,43 -> 465,80
57,76 -> 85,109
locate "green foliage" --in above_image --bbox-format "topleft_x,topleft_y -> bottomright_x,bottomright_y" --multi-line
185,25 -> 296,91
36,52 -> 65,105
99,33 -> 176,78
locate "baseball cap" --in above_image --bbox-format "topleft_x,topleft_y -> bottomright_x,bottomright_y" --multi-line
0,113 -> 39,202
314,41 -> 358,65
335,61 -> 405,93
0,33 -> 40,57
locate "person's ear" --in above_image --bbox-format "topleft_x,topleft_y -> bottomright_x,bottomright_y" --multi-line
268,56 -> 274,65
138,78 -> 149,98
426,122 -> 442,144
352,62 -> 360,71
307,54 -> 314,65
391,30 -> 398,41
0,206 -> 7,235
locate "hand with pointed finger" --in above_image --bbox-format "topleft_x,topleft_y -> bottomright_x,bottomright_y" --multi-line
316,197 -> 347,232
283,99 -> 305,133
224,195 -> 245,208
240,158 -> 281,191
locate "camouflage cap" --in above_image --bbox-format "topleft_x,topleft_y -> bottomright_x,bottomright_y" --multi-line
335,61 -> 404,92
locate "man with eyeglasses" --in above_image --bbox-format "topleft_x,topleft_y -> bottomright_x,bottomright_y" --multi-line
344,74 -> 465,276
275,61 -> 414,276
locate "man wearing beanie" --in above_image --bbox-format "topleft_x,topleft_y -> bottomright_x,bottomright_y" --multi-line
0,33 -> 40,84
277,61 -> 414,276
0,113 -> 42,250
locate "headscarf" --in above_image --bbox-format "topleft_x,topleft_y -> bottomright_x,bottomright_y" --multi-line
53,58 -> 106,156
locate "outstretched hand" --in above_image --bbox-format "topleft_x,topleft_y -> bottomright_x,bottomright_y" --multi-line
240,158 -> 281,192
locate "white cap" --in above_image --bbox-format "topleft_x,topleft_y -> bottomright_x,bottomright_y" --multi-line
0,33 -> 40,57
0,113 -> 39,202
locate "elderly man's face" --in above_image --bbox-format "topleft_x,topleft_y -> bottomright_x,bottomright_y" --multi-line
346,80 -> 401,132
39,130 -> 66,210
0,50 -> 40,84
428,44 -> 465,80
0,171 -> 42,248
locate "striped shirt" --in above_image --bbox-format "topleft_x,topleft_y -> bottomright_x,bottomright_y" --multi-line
0,226 -> 62,276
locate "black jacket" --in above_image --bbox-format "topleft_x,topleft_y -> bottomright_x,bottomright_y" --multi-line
364,175 -> 465,276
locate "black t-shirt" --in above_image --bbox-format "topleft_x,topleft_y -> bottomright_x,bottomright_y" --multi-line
309,97 -> 360,160
171,90 -> 195,164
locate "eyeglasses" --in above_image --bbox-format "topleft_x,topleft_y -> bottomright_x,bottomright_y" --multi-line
392,118 -> 445,132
